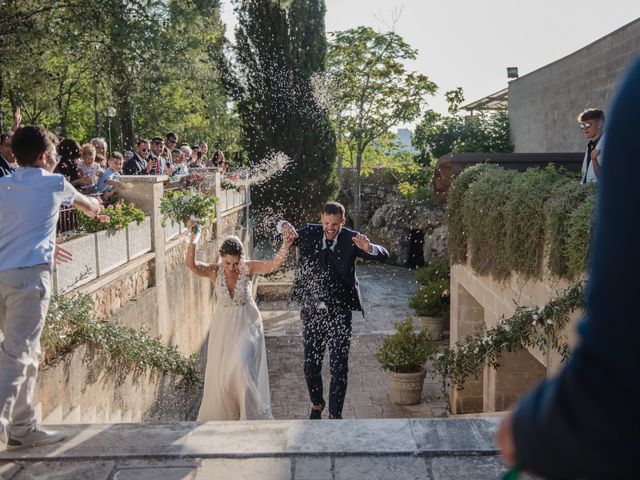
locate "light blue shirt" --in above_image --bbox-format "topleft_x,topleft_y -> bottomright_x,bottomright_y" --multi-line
96,167 -> 120,193
0,167 -> 77,270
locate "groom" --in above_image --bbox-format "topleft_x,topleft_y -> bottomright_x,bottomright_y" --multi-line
278,202 -> 389,419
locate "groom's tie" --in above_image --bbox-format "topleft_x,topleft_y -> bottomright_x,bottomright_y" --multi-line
321,238 -> 334,270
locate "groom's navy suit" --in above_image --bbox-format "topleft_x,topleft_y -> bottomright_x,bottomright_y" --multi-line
289,223 -> 389,418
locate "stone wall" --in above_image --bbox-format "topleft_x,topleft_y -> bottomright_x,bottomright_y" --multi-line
450,263 -> 583,414
33,175 -> 250,425
509,18 -> 640,153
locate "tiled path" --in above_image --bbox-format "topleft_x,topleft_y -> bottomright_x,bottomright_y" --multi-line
260,264 -> 449,420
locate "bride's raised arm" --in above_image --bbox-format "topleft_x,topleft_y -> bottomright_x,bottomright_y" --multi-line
186,221 -> 218,279
248,228 -> 297,275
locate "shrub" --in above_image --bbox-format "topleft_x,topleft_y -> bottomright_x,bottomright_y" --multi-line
76,201 -> 145,233
410,278 -> 449,317
446,164 -> 494,264
375,317 -> 437,373
414,258 -> 450,285
446,164 -> 595,281
545,180 -> 595,278
565,195 -> 595,277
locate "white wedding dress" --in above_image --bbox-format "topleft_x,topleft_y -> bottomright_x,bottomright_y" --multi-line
197,262 -> 273,421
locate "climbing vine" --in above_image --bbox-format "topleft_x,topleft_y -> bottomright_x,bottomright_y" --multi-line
433,282 -> 584,406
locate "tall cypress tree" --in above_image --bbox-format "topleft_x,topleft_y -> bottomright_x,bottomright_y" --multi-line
223,0 -> 338,229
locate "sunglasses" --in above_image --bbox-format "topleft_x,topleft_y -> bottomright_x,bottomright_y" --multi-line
140,148 -> 149,152
579,122 -> 592,129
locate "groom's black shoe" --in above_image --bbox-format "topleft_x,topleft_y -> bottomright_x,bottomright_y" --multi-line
309,400 -> 325,420
329,413 -> 343,420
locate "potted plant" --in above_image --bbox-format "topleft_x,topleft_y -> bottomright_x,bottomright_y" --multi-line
409,278 -> 449,340
375,316 -> 437,405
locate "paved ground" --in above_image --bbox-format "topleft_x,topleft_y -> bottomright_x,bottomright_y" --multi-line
260,264 -> 449,420
0,418 -> 531,479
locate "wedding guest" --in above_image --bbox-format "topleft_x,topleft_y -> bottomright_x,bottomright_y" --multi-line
54,139 -> 90,189
78,143 -> 102,193
94,152 -> 131,202
123,139 -> 151,175
0,126 -> 101,450
90,137 -> 107,158
212,150 -> 228,175
0,132 -> 18,178
199,141 -> 209,166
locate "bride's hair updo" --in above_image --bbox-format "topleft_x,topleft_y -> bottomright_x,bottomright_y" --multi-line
219,235 -> 244,257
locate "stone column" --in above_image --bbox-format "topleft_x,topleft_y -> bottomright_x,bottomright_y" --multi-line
118,175 -> 169,339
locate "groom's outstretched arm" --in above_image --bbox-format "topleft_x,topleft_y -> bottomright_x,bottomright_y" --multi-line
353,232 -> 389,261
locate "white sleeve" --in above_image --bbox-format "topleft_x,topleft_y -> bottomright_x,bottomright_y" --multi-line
597,133 -> 606,164
61,179 -> 78,207
276,220 -> 289,234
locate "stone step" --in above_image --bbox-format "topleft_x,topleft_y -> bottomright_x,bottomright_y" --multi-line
0,418 -> 517,479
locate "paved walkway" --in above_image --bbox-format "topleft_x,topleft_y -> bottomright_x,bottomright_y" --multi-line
260,264 -> 448,420
0,418 -> 527,479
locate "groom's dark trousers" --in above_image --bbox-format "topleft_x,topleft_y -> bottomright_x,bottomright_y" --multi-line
285,223 -> 389,418
301,304 -> 352,418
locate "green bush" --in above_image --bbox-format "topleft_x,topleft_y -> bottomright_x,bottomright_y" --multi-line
462,167 -> 516,279
446,164 -> 494,264
447,164 -> 595,281
503,166 -> 567,279
415,258 -> 450,285
76,201 -> 145,233
544,180 -> 595,278
375,317 -> 437,373
410,278 -> 449,317
160,189 -> 218,228
565,195 -> 595,278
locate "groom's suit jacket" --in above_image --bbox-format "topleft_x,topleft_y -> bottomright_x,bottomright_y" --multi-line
290,224 -> 389,313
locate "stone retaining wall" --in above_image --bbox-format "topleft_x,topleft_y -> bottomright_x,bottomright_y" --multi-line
32,174 -> 251,425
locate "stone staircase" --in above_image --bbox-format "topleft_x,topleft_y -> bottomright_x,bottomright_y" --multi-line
0,418 -> 527,479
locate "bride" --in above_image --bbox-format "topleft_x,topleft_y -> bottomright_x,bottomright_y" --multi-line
186,224 -> 296,420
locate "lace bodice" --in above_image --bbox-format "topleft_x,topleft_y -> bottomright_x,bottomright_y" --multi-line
215,262 -> 253,307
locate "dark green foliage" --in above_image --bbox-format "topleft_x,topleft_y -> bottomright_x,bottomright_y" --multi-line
565,195 -> 595,278
0,1 -> 236,151
503,166 -> 567,279
545,181 -> 596,278
222,0 -> 338,227
414,258 -> 450,285
42,290 -> 201,385
375,317 -> 437,373
412,88 -> 513,164
446,164 -> 494,264
462,166 -> 516,279
410,279 -> 449,317
447,164 -> 595,281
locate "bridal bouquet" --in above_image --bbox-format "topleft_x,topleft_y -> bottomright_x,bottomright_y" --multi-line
160,188 -> 218,232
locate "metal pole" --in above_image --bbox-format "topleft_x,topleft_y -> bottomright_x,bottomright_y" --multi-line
108,118 -> 112,153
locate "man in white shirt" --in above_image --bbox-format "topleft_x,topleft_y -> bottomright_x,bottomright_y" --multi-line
577,108 -> 606,184
0,126 -> 101,450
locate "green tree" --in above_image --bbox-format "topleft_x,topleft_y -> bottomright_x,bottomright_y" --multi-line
413,88 -> 514,164
327,26 -> 437,228
221,0 -> 338,228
